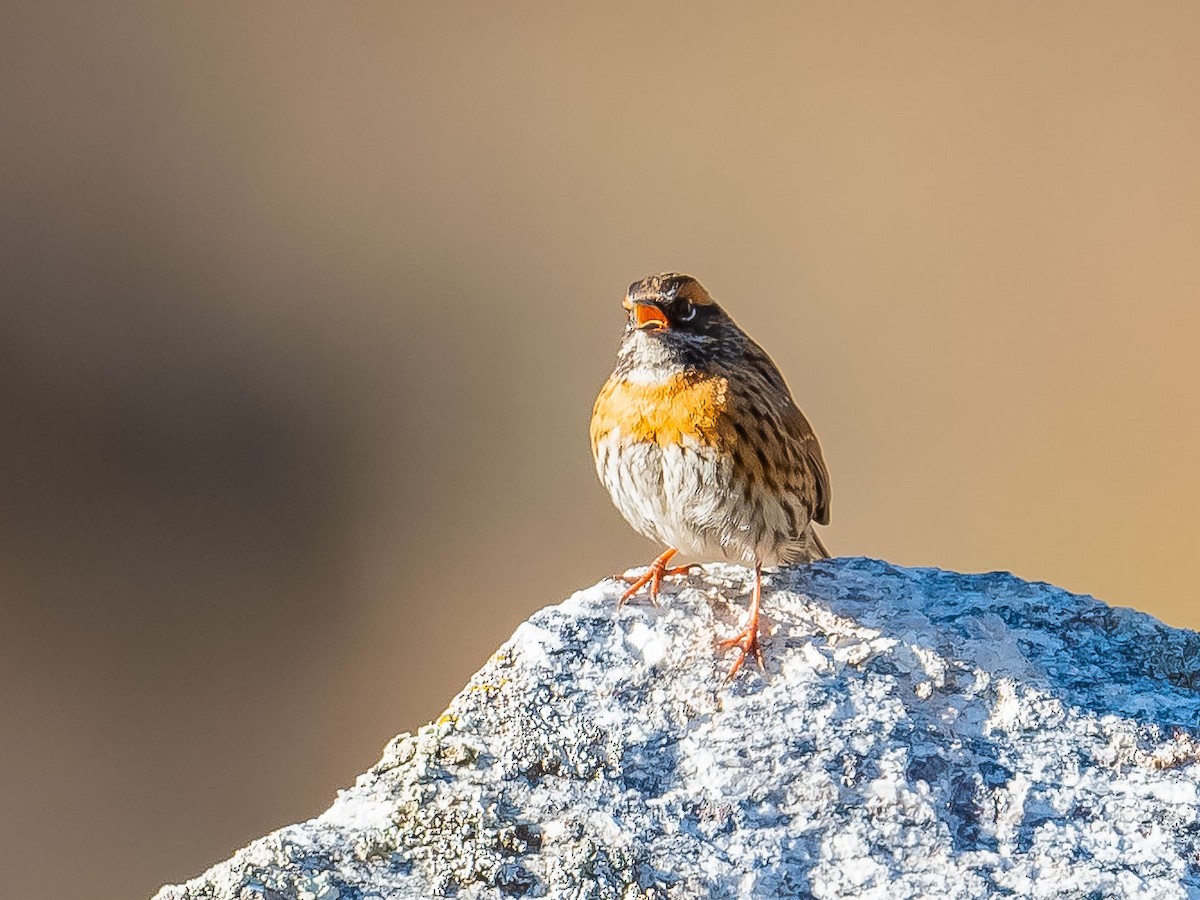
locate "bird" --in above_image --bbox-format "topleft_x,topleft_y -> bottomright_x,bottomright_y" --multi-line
590,273 -> 831,678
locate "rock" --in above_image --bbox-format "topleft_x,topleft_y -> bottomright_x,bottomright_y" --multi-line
153,558 -> 1200,899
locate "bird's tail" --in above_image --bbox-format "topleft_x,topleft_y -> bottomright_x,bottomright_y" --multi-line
784,524 -> 830,563
810,527 -> 831,560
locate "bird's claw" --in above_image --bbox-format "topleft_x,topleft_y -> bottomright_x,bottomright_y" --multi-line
718,624 -> 765,680
719,560 -> 766,680
615,549 -> 699,607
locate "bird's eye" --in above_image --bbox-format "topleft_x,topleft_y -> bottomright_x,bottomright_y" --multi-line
675,300 -> 696,322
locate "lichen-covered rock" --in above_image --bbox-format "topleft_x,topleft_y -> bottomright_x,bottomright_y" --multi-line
154,558 -> 1200,899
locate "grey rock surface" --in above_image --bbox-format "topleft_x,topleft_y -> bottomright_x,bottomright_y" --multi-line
155,558 -> 1200,899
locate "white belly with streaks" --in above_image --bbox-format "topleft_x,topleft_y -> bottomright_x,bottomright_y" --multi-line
594,434 -> 763,564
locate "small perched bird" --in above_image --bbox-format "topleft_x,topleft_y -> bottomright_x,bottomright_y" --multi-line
590,273 -> 831,678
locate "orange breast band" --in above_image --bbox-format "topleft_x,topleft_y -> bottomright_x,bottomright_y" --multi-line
591,372 -> 732,448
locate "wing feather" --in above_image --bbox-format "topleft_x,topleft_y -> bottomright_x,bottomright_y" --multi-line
781,402 -> 831,526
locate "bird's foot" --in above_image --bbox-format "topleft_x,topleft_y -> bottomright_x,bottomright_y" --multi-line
718,617 -> 765,680
718,561 -> 766,679
617,547 -> 700,607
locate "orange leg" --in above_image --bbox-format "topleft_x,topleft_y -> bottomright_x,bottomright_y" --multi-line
618,547 -> 699,607
719,561 -> 765,679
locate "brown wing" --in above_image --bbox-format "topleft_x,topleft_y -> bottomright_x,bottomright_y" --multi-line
780,401 -> 831,525
732,337 -> 831,528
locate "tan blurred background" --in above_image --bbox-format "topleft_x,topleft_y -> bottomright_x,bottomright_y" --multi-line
1,3 -> 1198,898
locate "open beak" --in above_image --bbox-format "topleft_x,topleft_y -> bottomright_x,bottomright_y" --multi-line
630,301 -> 669,330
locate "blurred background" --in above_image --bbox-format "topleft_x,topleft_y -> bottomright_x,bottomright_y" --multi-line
2,3 -> 1198,898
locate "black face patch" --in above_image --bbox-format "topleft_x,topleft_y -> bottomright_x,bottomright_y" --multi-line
666,296 -> 715,332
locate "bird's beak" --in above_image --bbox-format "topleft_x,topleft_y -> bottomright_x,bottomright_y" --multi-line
630,301 -> 669,331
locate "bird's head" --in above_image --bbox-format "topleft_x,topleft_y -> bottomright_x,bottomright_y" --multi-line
623,273 -> 716,332
615,273 -> 742,373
